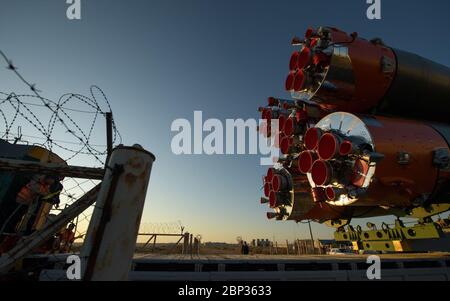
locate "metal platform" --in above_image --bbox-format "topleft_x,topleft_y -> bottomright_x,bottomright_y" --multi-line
37,253 -> 450,281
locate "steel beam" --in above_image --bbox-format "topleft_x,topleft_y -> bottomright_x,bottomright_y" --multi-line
0,157 -> 104,180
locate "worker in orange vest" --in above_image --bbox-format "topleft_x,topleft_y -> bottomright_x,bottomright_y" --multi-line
57,223 -> 76,253
1,175 -> 58,235
20,176 -> 63,235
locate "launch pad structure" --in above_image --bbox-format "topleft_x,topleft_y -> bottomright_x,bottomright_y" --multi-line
34,253 -> 450,281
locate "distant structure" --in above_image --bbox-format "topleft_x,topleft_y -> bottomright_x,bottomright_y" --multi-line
251,239 -> 271,248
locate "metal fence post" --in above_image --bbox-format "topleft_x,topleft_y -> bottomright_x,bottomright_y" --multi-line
80,144 -> 155,281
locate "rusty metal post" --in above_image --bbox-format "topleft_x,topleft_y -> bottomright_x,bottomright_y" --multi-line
152,235 -> 157,253
80,144 -> 155,281
308,220 -> 315,254
182,232 -> 189,255
189,234 -> 193,257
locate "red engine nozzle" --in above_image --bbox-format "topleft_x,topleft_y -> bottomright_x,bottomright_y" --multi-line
293,70 -> 306,91
284,117 -> 303,136
272,174 -> 290,192
279,114 -> 287,132
285,71 -> 296,91
318,133 -> 340,160
263,182 -> 271,197
280,136 -> 293,154
304,127 -> 322,150
297,47 -> 311,70
289,51 -> 300,71
298,150 -> 317,174
325,186 -> 336,200
311,160 -> 333,186
339,140 -> 353,156
266,168 -> 275,183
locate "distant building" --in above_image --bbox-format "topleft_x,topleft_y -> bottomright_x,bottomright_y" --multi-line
251,239 -> 271,247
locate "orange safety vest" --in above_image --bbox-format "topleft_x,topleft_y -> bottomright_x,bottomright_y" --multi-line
16,178 -> 50,205
61,229 -> 75,244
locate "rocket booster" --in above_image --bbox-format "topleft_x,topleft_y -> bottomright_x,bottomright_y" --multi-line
260,26 -> 450,224
286,26 -> 450,122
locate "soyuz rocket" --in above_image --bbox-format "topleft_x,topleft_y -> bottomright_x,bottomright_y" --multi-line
259,26 -> 450,226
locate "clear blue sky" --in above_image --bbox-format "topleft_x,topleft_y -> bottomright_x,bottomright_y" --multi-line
1,0 -> 449,243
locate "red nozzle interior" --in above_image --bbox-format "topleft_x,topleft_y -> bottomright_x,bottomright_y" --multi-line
339,140 -> 353,156
284,118 -> 295,136
325,186 -> 335,200
280,136 -> 292,154
272,175 -> 280,192
311,160 -> 332,186
285,71 -> 296,91
298,151 -> 315,174
272,174 -> 289,192
266,168 -> 275,182
269,191 -> 277,208
297,47 -> 311,69
293,70 -> 305,91
264,182 -> 271,197
318,133 -> 339,160
289,51 -> 300,71
278,114 -> 287,132
304,127 -> 322,150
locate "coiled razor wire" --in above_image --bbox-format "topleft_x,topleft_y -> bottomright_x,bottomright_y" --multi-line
0,50 -> 123,276
0,49 -> 122,166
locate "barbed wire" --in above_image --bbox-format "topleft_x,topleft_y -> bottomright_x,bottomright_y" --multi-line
139,221 -> 185,234
0,49 -> 122,166
0,49 -> 125,279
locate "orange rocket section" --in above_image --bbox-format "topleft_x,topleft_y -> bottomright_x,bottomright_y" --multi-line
361,116 -> 449,207
259,26 -> 450,224
286,27 -> 397,113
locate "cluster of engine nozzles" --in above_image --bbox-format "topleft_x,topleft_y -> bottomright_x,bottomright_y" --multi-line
260,25 -> 450,222
261,121 -> 359,212
260,97 -> 308,155
285,27 -> 331,94
299,127 -> 362,201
